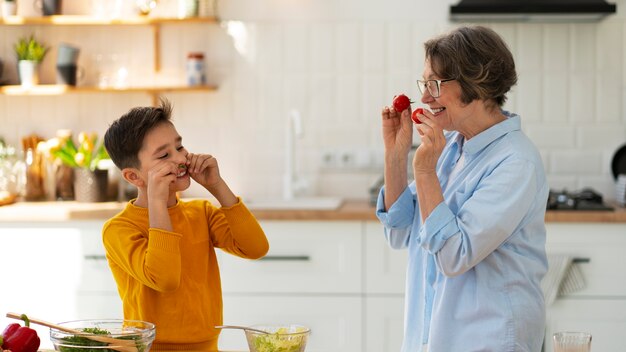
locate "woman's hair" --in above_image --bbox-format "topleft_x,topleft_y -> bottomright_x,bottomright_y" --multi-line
424,25 -> 517,108
104,99 -> 173,170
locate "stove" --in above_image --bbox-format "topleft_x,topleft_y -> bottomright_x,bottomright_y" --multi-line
547,188 -> 614,211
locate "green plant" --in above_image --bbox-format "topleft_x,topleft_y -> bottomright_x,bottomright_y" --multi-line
48,131 -> 110,171
14,35 -> 48,62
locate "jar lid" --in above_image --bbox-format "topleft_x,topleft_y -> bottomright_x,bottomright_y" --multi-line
187,52 -> 205,59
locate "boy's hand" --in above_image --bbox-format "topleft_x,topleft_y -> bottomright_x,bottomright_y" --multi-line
186,153 -> 222,190
146,159 -> 179,205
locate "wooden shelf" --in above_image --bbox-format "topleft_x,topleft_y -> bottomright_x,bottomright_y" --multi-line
0,15 -> 218,26
0,84 -> 217,105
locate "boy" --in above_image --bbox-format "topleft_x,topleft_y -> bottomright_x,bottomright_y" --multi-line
102,100 -> 269,351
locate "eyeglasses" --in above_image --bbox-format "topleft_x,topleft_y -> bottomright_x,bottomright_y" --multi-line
416,78 -> 455,98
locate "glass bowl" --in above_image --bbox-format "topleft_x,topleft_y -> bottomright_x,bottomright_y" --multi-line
49,319 -> 156,352
244,325 -> 310,352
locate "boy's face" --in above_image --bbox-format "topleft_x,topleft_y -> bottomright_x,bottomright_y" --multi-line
132,122 -> 191,192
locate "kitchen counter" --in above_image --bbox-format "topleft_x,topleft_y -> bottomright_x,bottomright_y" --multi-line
0,199 -> 625,222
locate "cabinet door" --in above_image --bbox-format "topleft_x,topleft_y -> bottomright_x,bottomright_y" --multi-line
218,221 -> 362,294
364,221 -> 408,294
219,295 -> 363,352
364,296 -> 405,352
0,223 -> 84,348
546,224 -> 626,296
545,299 -> 626,352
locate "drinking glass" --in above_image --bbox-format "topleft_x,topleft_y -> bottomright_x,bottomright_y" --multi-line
553,332 -> 592,352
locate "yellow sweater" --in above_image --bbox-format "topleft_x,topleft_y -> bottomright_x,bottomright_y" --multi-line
102,198 -> 269,351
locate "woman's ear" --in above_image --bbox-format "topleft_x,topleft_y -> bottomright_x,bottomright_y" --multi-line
122,168 -> 144,188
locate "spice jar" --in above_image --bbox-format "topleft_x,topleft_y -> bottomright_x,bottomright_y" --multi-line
186,52 -> 206,86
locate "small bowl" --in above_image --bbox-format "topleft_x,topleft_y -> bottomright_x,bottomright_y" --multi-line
49,319 -> 156,352
244,324 -> 310,352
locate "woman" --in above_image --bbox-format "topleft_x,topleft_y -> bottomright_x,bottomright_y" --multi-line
376,26 -> 548,352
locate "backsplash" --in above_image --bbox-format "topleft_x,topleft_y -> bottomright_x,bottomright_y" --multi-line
1,0 -> 625,202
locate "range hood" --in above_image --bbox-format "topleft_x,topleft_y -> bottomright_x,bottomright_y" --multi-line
450,0 -> 617,22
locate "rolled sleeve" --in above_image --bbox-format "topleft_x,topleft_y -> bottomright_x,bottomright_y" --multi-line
376,185 -> 416,229
419,202 -> 459,253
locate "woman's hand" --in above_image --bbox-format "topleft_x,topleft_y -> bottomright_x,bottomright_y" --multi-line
382,106 -> 413,158
413,110 -> 446,177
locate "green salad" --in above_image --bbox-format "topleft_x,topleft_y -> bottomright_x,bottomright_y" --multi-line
252,327 -> 308,352
59,327 -> 145,352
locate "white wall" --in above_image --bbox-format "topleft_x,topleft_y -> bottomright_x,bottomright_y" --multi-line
1,0 -> 626,202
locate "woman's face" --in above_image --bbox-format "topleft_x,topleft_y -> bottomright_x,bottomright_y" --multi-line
420,58 -> 473,132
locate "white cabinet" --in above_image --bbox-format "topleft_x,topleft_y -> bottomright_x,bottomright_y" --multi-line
0,220 -> 119,349
545,223 -> 626,351
363,222 -> 406,352
217,221 -> 364,352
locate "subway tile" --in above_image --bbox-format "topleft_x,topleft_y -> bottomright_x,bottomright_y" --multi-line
596,22 -> 623,73
255,23 -> 284,74
361,74 -> 386,123
546,175 -> 577,191
386,23 -> 412,73
570,24 -> 596,72
284,23 -> 310,73
542,72 -> 569,122
577,124 -> 626,149
526,124 -> 576,149
362,23 -> 385,72
569,73 -> 596,123
516,72 -> 542,122
310,23 -> 334,72
336,74 -> 361,126
595,72 -> 622,122
543,24 -> 569,72
335,23 -> 361,74
516,24 -> 543,71
550,150 -> 603,175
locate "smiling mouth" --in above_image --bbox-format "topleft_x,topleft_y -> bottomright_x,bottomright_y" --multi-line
177,169 -> 187,177
432,107 -> 446,114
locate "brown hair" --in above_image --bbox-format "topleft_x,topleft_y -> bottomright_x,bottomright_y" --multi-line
424,25 -> 517,109
104,99 -> 173,170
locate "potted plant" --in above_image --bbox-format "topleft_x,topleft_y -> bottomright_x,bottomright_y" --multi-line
14,35 -> 48,88
47,131 -> 111,202
1,0 -> 17,18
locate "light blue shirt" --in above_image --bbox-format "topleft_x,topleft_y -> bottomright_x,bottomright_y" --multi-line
376,112 -> 548,352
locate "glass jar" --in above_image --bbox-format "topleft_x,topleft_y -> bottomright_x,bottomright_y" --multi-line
186,52 -> 206,86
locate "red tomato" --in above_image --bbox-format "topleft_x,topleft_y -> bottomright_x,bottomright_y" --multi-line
392,94 -> 411,113
411,108 -> 424,124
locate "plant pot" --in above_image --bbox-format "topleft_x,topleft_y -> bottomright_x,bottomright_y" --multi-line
74,168 -> 108,202
1,1 -> 17,17
18,60 -> 39,88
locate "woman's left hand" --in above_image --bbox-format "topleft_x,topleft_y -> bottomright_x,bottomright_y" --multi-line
413,110 -> 446,176
186,153 -> 222,189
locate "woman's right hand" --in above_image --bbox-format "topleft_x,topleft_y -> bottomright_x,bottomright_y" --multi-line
381,106 -> 413,158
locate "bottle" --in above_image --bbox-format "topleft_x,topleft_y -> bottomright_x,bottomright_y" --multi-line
186,52 -> 206,86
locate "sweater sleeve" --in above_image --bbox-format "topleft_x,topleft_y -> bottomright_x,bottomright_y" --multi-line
102,219 -> 183,292
207,197 -> 269,259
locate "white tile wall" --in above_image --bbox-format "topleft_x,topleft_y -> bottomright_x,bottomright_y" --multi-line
1,0 -> 626,202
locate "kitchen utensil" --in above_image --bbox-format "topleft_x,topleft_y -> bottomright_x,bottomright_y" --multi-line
215,325 -> 270,335
611,143 -> 626,180
616,174 -> 626,207
553,331 -> 591,352
6,313 -> 142,352
243,325 -> 310,352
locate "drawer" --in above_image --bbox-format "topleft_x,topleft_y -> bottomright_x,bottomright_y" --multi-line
546,224 -> 626,297
220,295 -> 363,352
217,221 -> 362,294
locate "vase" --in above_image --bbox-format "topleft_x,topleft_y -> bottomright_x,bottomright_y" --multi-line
74,168 -> 108,202
1,1 -> 16,17
18,60 -> 39,89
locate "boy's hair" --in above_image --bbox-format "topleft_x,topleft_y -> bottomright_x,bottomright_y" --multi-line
104,99 -> 173,170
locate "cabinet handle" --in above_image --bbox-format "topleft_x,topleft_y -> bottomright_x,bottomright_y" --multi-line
84,255 -> 107,261
259,255 -> 310,262
572,257 -> 590,263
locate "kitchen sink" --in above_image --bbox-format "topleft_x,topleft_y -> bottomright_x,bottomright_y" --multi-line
245,197 -> 343,210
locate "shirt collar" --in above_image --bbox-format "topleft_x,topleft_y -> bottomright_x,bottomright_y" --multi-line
463,110 -> 521,155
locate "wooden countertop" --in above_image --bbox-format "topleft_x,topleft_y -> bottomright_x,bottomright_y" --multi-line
0,199 -> 625,223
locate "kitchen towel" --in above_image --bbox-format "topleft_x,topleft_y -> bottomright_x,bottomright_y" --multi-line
541,254 -> 586,306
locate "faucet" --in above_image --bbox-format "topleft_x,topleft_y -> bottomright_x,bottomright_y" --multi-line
283,109 -> 308,200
